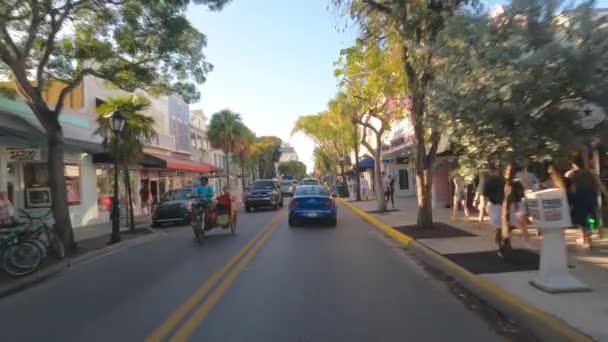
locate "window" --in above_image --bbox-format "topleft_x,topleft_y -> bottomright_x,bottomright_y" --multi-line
24,162 -> 81,208
399,169 -> 409,190
295,186 -> 330,196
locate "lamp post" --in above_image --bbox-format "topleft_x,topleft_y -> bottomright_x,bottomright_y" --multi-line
109,110 -> 126,243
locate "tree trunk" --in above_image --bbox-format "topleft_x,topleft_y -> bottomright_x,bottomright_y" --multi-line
410,93 -> 437,229
374,135 -> 386,212
47,125 -> 76,253
353,123 -> 361,201
124,165 -> 135,232
240,154 -> 246,193
225,149 -> 231,189
501,163 -> 514,247
339,160 -> 349,197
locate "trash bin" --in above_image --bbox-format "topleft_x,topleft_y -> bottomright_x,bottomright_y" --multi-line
335,184 -> 348,198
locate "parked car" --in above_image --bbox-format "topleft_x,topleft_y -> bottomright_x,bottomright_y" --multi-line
288,185 -> 337,227
245,179 -> 284,212
281,180 -> 295,196
301,177 -> 320,185
152,187 -> 194,227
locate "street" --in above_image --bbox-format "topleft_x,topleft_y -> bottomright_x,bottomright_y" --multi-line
0,202 -> 502,342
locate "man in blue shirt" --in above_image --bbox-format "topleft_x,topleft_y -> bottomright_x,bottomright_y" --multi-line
194,176 -> 214,203
193,177 -> 214,229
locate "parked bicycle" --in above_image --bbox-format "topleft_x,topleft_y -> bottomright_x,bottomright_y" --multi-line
0,225 -> 44,277
18,209 -> 65,260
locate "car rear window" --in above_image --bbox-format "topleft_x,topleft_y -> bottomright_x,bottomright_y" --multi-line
302,179 -> 319,185
281,181 -> 291,186
175,189 -> 192,200
252,181 -> 276,190
295,186 -> 330,196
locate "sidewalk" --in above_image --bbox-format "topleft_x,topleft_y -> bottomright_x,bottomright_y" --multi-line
346,195 -> 608,341
73,216 -> 152,242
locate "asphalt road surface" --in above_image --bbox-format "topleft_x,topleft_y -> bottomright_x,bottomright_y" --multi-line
0,202 -> 502,341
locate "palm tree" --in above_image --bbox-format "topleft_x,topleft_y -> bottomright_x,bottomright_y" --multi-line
207,109 -> 246,189
232,125 -> 256,192
96,95 -> 157,233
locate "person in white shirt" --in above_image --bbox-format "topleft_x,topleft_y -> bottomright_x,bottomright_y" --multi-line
360,175 -> 369,201
515,163 -> 539,192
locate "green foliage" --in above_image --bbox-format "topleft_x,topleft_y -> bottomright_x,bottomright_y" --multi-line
0,0 -> 232,114
95,95 -> 157,164
207,109 -> 246,153
251,136 -> 283,179
278,161 -> 307,179
434,1 -> 608,179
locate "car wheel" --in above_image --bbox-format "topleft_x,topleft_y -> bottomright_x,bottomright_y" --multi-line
182,216 -> 191,226
288,218 -> 295,227
245,205 -> 251,213
273,203 -> 279,211
329,218 -> 337,227
279,199 -> 284,208
151,220 -> 159,228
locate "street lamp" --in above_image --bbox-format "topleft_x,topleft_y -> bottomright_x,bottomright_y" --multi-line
109,110 -> 126,243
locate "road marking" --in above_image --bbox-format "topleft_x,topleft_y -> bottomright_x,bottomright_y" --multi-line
169,213 -> 285,342
145,211 -> 284,342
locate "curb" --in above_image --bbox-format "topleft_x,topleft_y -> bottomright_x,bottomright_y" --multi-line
337,198 -> 593,342
0,228 -> 160,299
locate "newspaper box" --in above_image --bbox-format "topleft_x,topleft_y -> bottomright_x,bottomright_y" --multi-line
525,188 -> 590,293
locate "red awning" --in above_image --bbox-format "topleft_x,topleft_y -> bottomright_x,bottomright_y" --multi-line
152,154 -> 221,173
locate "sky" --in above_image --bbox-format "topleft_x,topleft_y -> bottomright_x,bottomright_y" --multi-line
186,0 -> 358,174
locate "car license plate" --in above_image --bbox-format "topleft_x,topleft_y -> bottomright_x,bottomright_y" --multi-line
307,212 -> 317,217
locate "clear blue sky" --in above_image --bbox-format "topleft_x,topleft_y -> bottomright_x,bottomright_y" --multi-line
187,0 -> 608,173
187,0 -> 357,173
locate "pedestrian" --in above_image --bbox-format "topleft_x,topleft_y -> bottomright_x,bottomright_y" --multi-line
452,173 -> 470,219
388,174 -> 395,209
0,192 -> 16,226
494,180 -> 531,256
360,174 -> 369,201
566,158 -> 605,248
382,172 -> 390,204
473,170 -> 489,223
515,162 -> 539,192
482,166 -> 505,249
140,181 -> 152,216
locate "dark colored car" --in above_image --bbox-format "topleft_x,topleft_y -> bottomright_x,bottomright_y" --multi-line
288,185 -> 337,227
281,180 -> 295,197
245,179 -> 283,212
152,187 -> 194,227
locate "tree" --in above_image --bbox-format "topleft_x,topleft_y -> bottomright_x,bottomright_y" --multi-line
278,160 -> 307,179
435,1 -> 608,243
232,125 -> 256,192
334,0 -> 469,227
0,0 -> 231,252
335,38 -> 404,211
292,100 -> 353,193
251,136 -> 283,179
207,109 -> 246,189
96,95 -> 157,233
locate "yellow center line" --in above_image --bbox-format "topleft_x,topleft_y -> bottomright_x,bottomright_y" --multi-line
145,211 -> 284,342
169,213 -> 286,342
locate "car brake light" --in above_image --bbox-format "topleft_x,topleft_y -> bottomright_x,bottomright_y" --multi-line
291,199 -> 301,206
324,199 -> 334,206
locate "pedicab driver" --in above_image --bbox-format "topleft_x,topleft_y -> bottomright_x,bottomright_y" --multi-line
193,177 -> 214,225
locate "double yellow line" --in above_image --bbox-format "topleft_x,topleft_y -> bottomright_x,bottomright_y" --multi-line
146,212 -> 285,342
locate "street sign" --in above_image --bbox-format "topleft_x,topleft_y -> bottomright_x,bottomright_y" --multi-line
5,147 -> 41,161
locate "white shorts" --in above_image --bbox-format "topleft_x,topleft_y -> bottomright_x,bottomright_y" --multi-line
487,203 -> 502,226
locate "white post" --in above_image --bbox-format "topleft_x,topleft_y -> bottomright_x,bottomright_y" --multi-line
133,171 -> 142,216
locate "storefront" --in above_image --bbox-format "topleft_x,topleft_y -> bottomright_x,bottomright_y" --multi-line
0,118 -> 102,227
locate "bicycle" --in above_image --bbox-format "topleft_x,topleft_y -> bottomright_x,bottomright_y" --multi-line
18,209 -> 65,259
0,225 -> 44,277
191,201 -> 209,244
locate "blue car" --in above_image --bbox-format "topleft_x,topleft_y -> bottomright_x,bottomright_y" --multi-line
288,185 -> 337,227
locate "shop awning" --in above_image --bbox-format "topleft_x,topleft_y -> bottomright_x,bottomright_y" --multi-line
92,153 -> 166,168
357,156 -> 375,169
154,154 -> 221,173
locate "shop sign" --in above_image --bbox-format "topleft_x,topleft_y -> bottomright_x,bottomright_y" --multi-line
5,147 -> 41,161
